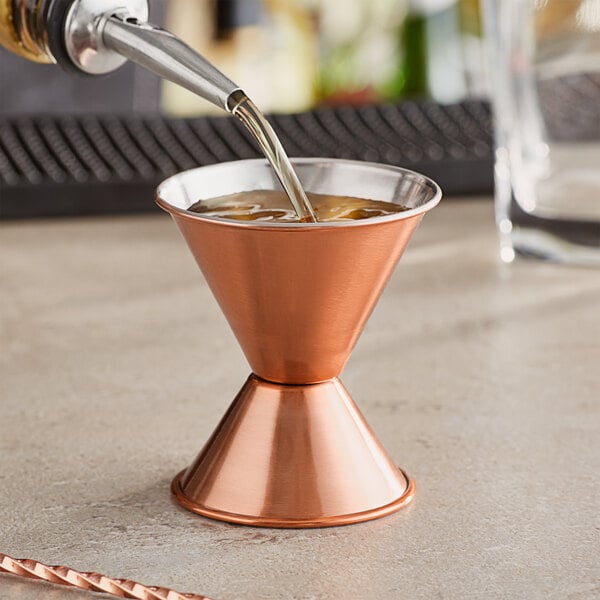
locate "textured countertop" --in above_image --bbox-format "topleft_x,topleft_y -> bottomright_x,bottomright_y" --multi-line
1,198 -> 599,600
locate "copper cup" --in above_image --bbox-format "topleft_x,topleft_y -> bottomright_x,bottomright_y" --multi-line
156,158 -> 441,527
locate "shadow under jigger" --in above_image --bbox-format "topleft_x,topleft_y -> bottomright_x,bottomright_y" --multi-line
156,158 -> 441,527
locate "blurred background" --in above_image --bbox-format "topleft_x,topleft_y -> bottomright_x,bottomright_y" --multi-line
0,0 -> 493,218
0,0 -> 488,116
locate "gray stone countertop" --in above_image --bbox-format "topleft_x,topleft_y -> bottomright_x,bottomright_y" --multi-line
0,198 -> 599,600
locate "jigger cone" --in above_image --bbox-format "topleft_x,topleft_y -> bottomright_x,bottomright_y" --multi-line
156,158 -> 441,527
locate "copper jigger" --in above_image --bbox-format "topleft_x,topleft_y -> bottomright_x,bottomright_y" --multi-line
156,158 -> 441,528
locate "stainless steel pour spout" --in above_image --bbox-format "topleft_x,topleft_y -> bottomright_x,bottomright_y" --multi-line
60,0 -> 243,112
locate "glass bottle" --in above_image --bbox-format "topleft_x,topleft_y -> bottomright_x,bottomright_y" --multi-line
0,0 -> 55,63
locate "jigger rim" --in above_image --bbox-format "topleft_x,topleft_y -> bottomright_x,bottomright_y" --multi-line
156,157 -> 441,228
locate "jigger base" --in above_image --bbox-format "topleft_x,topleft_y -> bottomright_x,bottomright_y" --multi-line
172,469 -> 415,528
171,374 -> 415,528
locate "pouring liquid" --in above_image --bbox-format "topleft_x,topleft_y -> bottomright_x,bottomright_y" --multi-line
230,96 -> 318,222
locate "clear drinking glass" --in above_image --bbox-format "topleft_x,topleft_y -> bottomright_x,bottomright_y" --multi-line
483,0 -> 600,264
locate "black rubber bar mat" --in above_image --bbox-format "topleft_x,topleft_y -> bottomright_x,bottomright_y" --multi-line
0,99 -> 494,219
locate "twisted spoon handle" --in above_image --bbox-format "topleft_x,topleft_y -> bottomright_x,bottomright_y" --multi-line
0,553 -> 211,600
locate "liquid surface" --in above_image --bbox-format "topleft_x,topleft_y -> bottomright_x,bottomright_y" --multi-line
188,190 -> 408,222
231,97 -> 317,222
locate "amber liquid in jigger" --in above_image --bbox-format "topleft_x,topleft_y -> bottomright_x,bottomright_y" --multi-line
189,190 -> 408,222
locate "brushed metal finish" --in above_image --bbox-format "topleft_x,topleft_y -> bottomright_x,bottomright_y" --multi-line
173,375 -> 415,528
157,158 -> 440,384
171,209 -> 422,383
64,0 -> 240,110
157,158 -> 440,527
102,16 -> 240,110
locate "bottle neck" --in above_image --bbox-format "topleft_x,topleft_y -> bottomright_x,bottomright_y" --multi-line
0,0 -> 54,62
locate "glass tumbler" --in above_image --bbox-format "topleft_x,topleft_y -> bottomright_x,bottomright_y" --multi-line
483,0 -> 600,264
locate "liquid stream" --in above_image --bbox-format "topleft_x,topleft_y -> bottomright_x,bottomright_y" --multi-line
231,96 -> 317,222
188,190 -> 408,222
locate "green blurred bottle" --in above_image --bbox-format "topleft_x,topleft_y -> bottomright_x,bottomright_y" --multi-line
384,0 -> 468,102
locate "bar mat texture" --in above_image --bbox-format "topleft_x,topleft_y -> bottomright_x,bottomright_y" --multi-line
0,100 -> 493,219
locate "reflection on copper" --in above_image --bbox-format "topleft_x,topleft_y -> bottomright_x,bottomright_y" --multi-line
164,207 -> 423,384
172,375 -> 415,527
0,552 -> 210,600
157,159 -> 440,527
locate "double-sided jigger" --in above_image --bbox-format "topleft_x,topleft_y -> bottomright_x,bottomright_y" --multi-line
157,158 -> 441,528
